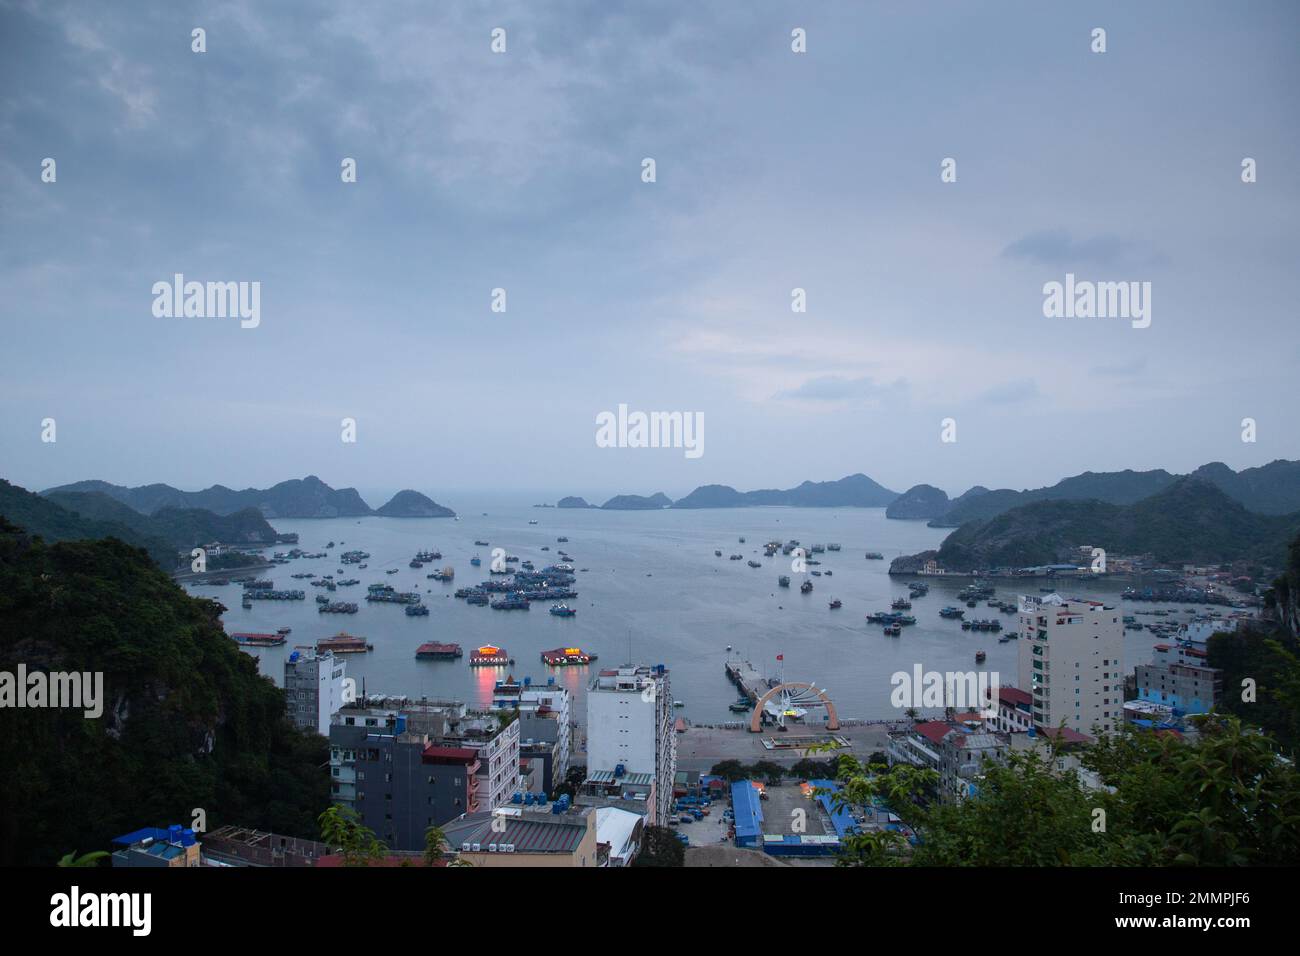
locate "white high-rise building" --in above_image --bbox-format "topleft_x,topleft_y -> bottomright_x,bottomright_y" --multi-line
586,665 -> 676,824
1018,594 -> 1124,736
284,649 -> 347,736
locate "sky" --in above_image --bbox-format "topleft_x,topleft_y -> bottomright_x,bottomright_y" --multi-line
2,0 -> 1298,504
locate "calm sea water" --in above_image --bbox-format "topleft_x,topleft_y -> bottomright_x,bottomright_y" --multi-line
185,505 -> 1206,723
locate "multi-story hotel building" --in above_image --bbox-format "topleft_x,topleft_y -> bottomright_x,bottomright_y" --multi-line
1018,594 -> 1124,735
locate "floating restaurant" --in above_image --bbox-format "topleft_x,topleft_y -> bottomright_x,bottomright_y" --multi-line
540,646 -> 596,666
469,644 -> 512,666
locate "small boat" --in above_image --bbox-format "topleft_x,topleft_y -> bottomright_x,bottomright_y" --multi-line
800,580 -> 813,593
864,552 -> 884,560
470,556 -> 482,566
714,550 -> 723,557
824,570 -> 833,577
673,700 -> 685,708
276,626 -> 292,636
810,570 -> 822,576
529,519 -> 538,525
475,540 -> 490,546
829,599 -> 842,609
738,537 -> 745,543
747,560 -> 762,568
891,598 -> 912,610
557,537 -> 568,543
975,651 -> 987,663
778,576 -> 790,588
885,623 -> 901,636
729,699 -> 752,713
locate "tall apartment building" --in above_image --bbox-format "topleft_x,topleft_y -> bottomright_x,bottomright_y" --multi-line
490,676 -> 571,793
585,665 -> 675,824
1018,594 -> 1123,735
284,649 -> 347,736
328,697 -> 519,851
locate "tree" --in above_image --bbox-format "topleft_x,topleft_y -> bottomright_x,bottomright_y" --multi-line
751,760 -> 785,784
423,825 -> 448,866
57,850 -> 109,868
632,825 -> 685,867
709,759 -> 750,782
1083,715 -> 1300,866
318,806 -> 387,867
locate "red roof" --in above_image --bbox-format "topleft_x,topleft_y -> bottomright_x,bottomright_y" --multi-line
913,721 -> 953,746
999,686 -> 1033,707
422,745 -> 478,764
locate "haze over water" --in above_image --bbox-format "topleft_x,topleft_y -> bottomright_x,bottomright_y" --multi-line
193,504 -> 1205,725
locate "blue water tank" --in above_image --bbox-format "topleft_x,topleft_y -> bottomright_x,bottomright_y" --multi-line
614,763 -> 625,778
1027,726 -> 1037,738
289,650 -> 300,663
547,677 -> 555,685
168,824 -> 183,844
181,828 -> 196,847
511,791 -> 523,804
524,676 -> 532,686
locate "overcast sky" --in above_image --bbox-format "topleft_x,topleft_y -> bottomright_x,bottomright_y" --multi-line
3,0 -> 1298,503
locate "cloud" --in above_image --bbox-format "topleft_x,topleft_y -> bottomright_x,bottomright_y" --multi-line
774,375 -> 908,405
977,378 -> 1040,405
1090,356 -> 1148,378
1001,229 -> 1160,269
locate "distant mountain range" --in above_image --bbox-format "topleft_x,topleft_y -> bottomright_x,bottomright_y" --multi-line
1,480 -> 281,569
41,475 -> 455,519
891,479 -> 1300,574
555,473 -> 901,511
925,460 -> 1300,527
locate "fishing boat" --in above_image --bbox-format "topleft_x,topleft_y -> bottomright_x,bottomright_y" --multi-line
778,576 -> 790,587
556,537 -> 568,543
940,606 -> 965,618
891,598 -> 912,610
549,604 -> 576,617
475,540 -> 490,546
800,580 -> 813,593
747,560 -> 762,568
975,650 -> 987,663
232,632 -> 285,647
276,626 -> 292,636
405,604 -> 429,616
729,698 -> 752,713
885,623 -> 902,636
829,599 -> 842,609
864,552 -> 884,560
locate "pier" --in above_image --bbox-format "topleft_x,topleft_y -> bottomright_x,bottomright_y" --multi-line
725,659 -> 770,702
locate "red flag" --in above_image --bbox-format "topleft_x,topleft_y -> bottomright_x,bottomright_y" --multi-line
776,654 -> 784,661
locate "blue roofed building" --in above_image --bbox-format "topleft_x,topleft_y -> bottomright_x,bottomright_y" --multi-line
731,780 -> 763,848
110,825 -> 201,868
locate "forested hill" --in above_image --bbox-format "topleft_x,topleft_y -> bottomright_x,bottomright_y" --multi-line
0,519 -> 327,865
904,479 -> 1300,573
